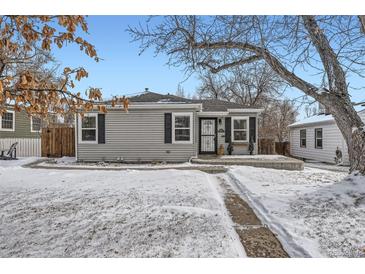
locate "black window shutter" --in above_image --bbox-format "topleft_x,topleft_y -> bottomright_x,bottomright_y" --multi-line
225,117 -> 231,143
164,113 -> 172,143
98,114 -> 105,144
249,117 -> 256,143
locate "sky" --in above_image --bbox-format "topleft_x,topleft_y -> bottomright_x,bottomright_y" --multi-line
51,16 -> 364,119
52,16 -> 199,98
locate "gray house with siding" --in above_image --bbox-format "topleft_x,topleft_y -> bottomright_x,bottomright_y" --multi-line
75,91 -> 262,162
0,108 -> 42,157
288,109 -> 365,165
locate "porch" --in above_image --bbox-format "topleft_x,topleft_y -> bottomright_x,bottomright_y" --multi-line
191,155 -> 304,171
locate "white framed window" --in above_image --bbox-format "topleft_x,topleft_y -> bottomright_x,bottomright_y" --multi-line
300,129 -> 306,148
0,110 -> 15,131
78,113 -> 98,144
31,116 -> 42,133
172,112 -> 193,144
315,128 -> 323,149
231,116 -> 249,142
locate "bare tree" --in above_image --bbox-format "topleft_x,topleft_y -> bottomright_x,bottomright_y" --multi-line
197,62 -> 284,105
260,100 -> 297,142
128,16 -> 365,173
304,104 -> 319,118
175,83 -> 187,98
197,62 -> 295,142
197,72 -> 224,99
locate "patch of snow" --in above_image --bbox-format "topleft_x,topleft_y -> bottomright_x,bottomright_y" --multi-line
220,155 -> 289,161
39,160 -> 196,169
228,166 -> 365,257
0,167 -> 243,257
0,157 -> 41,168
304,162 -> 349,173
55,157 -> 76,165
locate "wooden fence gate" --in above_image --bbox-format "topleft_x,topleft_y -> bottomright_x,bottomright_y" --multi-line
41,127 -> 75,157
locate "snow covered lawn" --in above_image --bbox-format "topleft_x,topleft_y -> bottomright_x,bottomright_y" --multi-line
0,164 -> 243,257
229,166 -> 365,257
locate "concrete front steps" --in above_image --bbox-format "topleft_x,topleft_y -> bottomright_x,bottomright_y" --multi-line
191,155 -> 304,171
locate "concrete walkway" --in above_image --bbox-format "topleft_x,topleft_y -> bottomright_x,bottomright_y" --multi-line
216,175 -> 289,257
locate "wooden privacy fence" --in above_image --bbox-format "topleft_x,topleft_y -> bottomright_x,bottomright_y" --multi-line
258,138 -> 276,154
259,138 -> 291,156
41,127 -> 75,157
275,142 -> 290,156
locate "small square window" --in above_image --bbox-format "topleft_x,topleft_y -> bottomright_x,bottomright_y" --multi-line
172,113 -> 193,144
232,117 -> 248,142
31,117 -> 42,132
1,111 -> 14,131
79,114 -> 98,143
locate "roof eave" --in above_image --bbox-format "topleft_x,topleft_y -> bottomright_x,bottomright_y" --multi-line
105,103 -> 203,110
227,108 -> 264,113
288,119 -> 335,128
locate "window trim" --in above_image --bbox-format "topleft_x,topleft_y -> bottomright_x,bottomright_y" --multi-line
172,112 -> 193,144
0,110 -> 15,132
300,129 -> 306,148
231,116 -> 249,143
30,116 -> 42,133
78,113 -> 98,144
315,128 -> 323,149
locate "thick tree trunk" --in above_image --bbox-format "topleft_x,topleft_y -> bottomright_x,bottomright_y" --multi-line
327,95 -> 365,173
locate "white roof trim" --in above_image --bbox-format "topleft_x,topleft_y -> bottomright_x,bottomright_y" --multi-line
288,114 -> 335,128
197,111 -> 229,116
227,108 -> 264,113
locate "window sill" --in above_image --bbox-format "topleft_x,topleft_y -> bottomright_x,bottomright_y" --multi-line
231,141 -> 249,144
0,128 -> 15,132
172,141 -> 193,145
79,141 -> 98,144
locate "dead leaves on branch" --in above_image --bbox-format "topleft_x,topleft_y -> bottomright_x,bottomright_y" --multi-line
0,15 -> 126,117
0,16 -> 97,61
0,71 -> 129,117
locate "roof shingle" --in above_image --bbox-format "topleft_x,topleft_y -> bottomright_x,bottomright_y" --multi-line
128,91 -> 256,111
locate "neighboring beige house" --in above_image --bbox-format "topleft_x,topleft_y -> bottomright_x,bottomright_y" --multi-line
75,91 -> 263,162
0,108 -> 42,157
288,109 -> 365,165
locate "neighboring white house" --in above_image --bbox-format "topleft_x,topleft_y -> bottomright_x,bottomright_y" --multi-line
288,109 -> 365,165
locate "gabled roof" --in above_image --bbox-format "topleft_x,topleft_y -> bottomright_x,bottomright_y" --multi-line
128,91 -> 258,112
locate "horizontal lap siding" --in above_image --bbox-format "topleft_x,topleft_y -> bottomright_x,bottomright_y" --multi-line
0,110 -> 40,139
77,109 -> 198,162
290,123 -> 349,164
